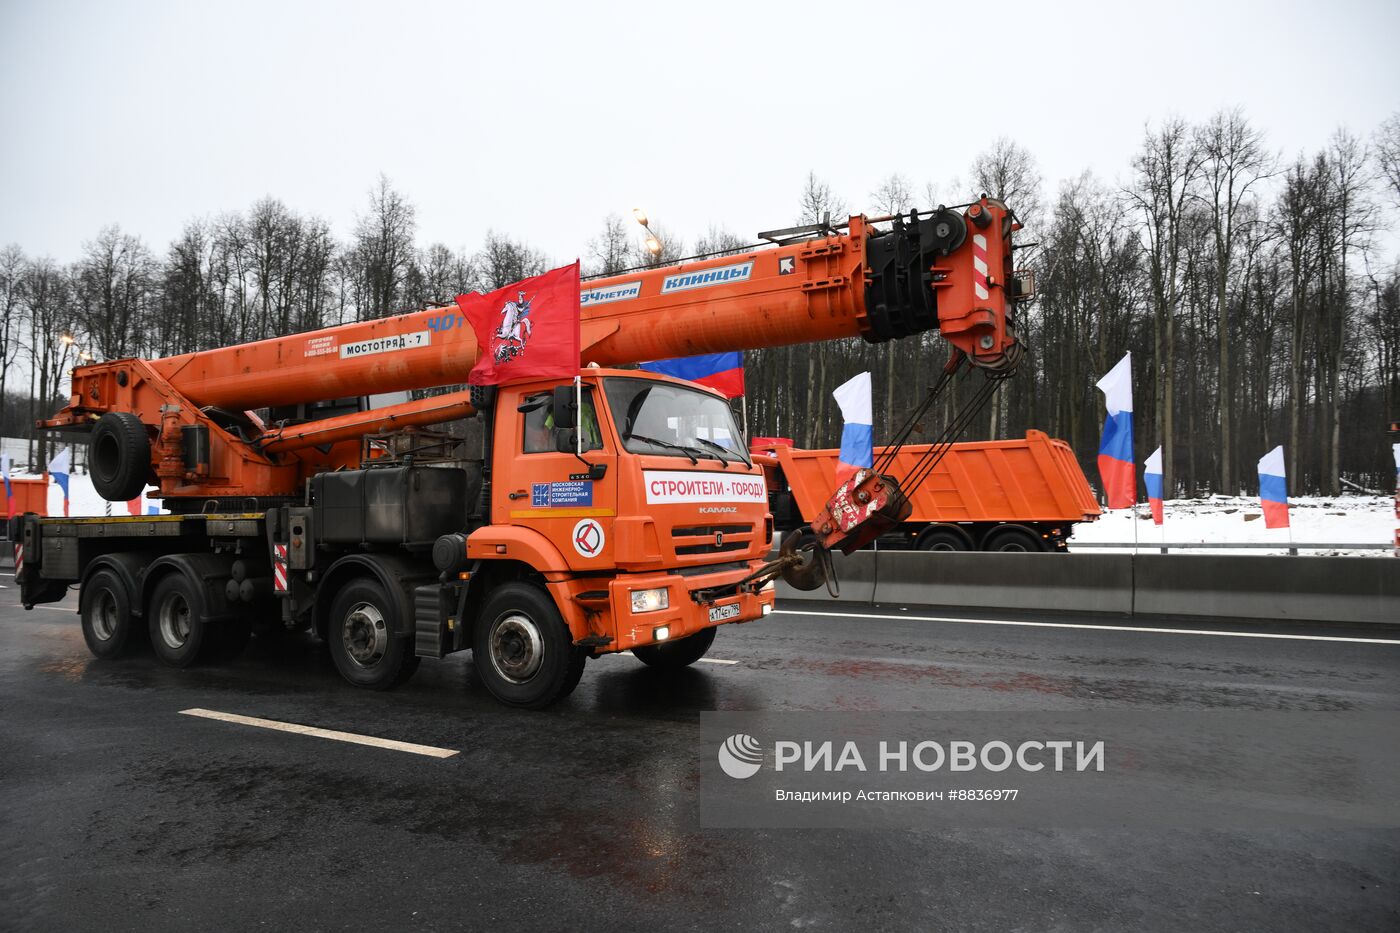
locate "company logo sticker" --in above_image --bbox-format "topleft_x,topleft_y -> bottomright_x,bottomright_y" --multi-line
660,261 -> 753,295
572,518 -> 605,558
644,470 -> 767,504
339,330 -> 431,359
718,733 -> 763,779
581,281 -> 642,307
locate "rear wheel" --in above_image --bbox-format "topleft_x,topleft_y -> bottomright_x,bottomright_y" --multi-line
916,527 -> 971,552
81,569 -> 141,659
473,582 -> 585,709
148,572 -> 211,667
983,525 -> 1046,552
328,579 -> 419,690
632,626 -> 716,669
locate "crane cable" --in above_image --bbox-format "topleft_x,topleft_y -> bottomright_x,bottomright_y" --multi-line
871,352 -> 1011,500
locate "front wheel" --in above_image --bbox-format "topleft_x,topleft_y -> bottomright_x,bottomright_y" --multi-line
632,626 -> 716,669
473,582 -> 585,709
328,579 -> 420,690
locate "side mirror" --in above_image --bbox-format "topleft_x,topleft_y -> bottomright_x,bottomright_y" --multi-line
551,385 -> 576,429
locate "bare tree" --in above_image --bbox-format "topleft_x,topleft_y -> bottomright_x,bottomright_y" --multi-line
1374,112 -> 1400,209
693,225 -> 747,257
1196,108 -> 1273,493
798,171 -> 847,225
351,175 -> 417,318
586,214 -> 634,276
0,245 -> 25,419
73,226 -> 157,360
475,231 -> 549,290
1125,117 -> 1201,496
22,258 -> 76,466
869,173 -> 913,216
970,137 -> 1043,234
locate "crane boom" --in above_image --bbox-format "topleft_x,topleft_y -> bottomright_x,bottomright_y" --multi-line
42,200 -> 1026,501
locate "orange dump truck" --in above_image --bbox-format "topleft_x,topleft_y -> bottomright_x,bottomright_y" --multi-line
754,431 -> 1100,552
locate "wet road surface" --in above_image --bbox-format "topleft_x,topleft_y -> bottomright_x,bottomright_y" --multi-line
1,585 -> 1397,932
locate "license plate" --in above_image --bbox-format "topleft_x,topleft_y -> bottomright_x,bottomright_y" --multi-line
709,603 -> 742,623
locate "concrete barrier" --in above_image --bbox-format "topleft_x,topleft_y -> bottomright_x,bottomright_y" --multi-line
1133,554 -> 1400,625
873,551 -> 1135,615
776,550 -> 1398,625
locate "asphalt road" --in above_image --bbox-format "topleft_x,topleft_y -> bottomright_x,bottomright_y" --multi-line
1,582 -> 1397,932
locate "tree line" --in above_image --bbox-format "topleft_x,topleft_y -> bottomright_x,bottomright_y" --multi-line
2,110 -> 1398,496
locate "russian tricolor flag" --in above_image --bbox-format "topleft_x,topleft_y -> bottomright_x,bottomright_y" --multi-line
1,454 -> 13,519
1258,445 -> 1289,529
47,447 -> 71,518
1094,352 -> 1135,509
1143,447 -> 1164,525
832,371 -> 873,484
639,352 -> 745,399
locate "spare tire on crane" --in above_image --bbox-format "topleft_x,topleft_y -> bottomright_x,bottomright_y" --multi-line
89,411 -> 151,501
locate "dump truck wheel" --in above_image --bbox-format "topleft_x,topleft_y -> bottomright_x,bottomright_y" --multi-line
632,626 -> 716,669
148,572 -> 212,668
916,527 -> 971,552
327,578 -> 419,690
81,568 -> 142,659
473,582 -> 584,709
983,525 -> 1045,552
89,411 -> 151,502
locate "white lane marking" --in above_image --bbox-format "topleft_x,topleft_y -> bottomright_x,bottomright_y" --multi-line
773,609 -> 1400,646
179,708 -> 459,758
627,650 -> 739,664
37,606 -> 75,612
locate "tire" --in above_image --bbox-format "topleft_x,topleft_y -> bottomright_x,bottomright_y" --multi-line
983,525 -> 1046,552
89,412 -> 151,502
148,572 -> 212,667
327,578 -> 420,690
81,568 -> 142,659
916,527 -> 971,552
472,582 -> 585,709
632,626 -> 716,669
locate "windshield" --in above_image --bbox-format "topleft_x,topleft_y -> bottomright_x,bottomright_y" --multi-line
604,377 -> 749,465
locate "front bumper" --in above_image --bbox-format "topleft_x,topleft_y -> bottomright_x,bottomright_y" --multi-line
599,560 -> 775,653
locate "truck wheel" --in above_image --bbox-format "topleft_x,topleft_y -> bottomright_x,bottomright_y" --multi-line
632,626 -> 716,669
81,568 -> 142,659
328,579 -> 420,690
473,582 -> 585,709
983,525 -> 1045,552
916,527 -> 970,552
148,572 -> 212,667
90,412 -> 151,502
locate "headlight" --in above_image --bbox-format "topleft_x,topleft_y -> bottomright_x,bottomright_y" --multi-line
630,587 -> 669,613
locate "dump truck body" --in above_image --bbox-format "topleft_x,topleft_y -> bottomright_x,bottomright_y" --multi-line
756,430 -> 1101,552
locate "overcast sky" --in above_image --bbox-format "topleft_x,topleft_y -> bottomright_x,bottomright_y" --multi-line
2,0 -> 1397,265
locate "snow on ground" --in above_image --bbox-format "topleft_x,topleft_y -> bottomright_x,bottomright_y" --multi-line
1068,494 -> 1396,557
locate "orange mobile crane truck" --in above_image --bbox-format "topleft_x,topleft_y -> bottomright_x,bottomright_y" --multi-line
13,200 -> 1030,707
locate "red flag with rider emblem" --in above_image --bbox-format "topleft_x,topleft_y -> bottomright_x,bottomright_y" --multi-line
455,261 -> 581,385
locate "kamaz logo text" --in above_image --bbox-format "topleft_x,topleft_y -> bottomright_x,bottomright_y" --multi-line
660,261 -> 753,295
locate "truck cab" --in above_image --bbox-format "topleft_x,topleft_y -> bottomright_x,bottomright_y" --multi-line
461,368 -> 775,687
